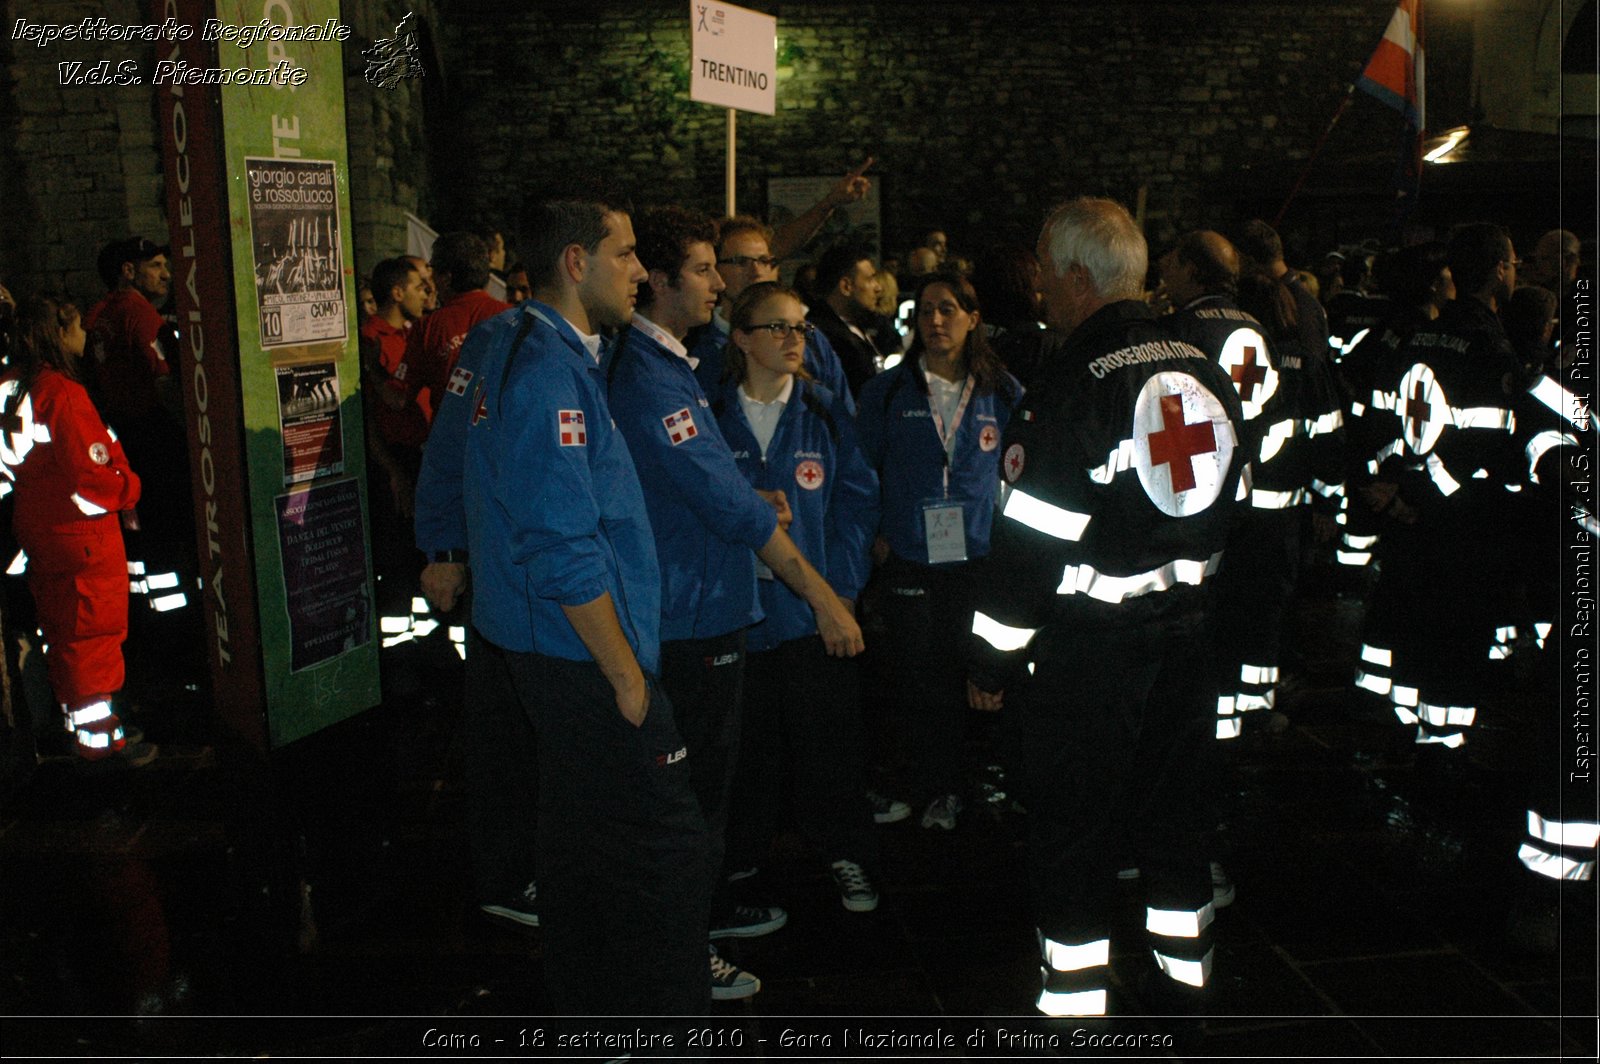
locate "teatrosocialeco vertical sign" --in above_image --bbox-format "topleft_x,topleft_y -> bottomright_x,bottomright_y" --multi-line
689,1 -> 776,116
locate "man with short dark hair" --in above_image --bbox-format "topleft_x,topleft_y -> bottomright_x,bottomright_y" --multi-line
808,244 -> 884,398
607,204 -> 865,1001
436,192 -> 711,1019
1355,223 -> 1523,755
85,237 -> 174,431
396,232 -> 511,429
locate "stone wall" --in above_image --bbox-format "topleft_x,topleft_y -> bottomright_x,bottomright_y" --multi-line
428,0 -> 1461,261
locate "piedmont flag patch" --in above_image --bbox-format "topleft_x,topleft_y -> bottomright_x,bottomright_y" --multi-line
446,366 -> 474,397
663,408 -> 699,445
558,409 -> 587,446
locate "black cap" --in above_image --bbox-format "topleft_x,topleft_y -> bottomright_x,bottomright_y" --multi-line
97,236 -> 170,289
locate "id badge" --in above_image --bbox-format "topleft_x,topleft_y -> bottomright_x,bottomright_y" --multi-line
922,500 -> 968,565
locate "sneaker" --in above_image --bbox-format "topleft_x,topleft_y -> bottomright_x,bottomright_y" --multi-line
710,904 -> 787,939
709,944 -> 760,1000
921,792 -> 964,830
830,859 -> 879,912
480,881 -> 540,928
726,866 -> 759,883
866,789 -> 911,824
1210,860 -> 1235,909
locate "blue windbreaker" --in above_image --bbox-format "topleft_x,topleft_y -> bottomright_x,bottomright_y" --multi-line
461,301 -> 661,673
605,315 -> 778,642
714,377 -> 879,652
856,359 -> 1022,566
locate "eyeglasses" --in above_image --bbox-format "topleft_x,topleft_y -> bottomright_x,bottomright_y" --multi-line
746,321 -> 814,340
719,255 -> 778,269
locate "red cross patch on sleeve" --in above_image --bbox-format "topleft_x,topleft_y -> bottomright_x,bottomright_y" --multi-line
558,409 -> 587,446
446,366 -> 474,397
663,407 -> 699,445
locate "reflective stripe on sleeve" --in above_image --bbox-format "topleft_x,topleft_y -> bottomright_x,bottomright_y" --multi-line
1042,936 -> 1110,972
1153,948 -> 1213,987
1086,439 -> 1138,485
1146,903 -> 1215,939
1451,406 -> 1515,430
1258,418 -> 1296,463
972,611 -> 1038,652
1518,843 -> 1595,881
1252,486 -> 1309,509
1304,410 -> 1345,437
1526,430 -> 1578,484
1426,453 -> 1461,496
1417,702 -> 1475,728
1037,985 -> 1107,1017
1003,487 -> 1092,541
1528,812 -> 1600,850
1529,376 -> 1589,431
71,492 -> 108,516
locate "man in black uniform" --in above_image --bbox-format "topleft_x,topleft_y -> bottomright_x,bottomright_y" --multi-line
1161,230 -> 1295,741
968,199 -> 1246,1017
1355,224 -> 1522,754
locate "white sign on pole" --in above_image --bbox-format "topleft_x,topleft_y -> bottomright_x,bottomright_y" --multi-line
689,2 -> 776,116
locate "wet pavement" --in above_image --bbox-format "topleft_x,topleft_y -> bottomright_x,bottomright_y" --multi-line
1,580 -> 1594,1060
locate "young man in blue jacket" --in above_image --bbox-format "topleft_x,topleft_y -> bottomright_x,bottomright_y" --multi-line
607,206 -> 864,998
453,193 -> 714,1018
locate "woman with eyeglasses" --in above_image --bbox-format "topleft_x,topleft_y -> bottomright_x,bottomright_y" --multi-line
856,272 -> 1022,832
0,294 -> 148,763
714,281 -> 885,913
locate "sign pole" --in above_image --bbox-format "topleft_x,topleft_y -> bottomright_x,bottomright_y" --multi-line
726,108 -> 737,217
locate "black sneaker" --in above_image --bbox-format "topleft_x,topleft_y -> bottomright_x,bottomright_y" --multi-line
709,943 -> 759,1000
480,881 -> 539,928
866,789 -> 911,824
709,904 -> 786,939
830,860 -> 879,912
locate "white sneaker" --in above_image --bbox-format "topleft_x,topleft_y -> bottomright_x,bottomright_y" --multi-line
830,859 -> 880,912
921,792 -> 964,830
866,789 -> 911,824
709,943 -> 760,1000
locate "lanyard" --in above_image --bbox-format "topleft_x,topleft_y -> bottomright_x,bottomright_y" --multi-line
924,364 -> 974,499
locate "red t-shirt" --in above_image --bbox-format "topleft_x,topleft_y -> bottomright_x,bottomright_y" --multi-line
84,289 -> 169,425
359,314 -> 428,449
395,289 -> 510,426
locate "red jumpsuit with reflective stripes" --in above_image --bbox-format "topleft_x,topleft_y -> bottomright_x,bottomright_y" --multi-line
1,367 -> 141,705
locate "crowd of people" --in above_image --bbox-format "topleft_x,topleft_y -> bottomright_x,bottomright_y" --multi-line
0,163 -> 1590,1025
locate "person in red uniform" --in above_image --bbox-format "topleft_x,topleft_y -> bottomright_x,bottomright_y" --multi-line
394,232 -> 511,429
83,237 -> 174,432
0,295 -> 143,760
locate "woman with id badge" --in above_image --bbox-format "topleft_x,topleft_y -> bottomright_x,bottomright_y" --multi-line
715,283 -> 885,913
857,274 -> 1022,831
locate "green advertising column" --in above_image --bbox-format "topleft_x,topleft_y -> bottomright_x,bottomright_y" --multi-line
208,0 -> 378,746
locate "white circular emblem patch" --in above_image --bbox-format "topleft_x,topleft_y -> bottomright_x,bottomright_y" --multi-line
1397,363 -> 1446,457
795,459 -> 825,491
1132,372 -> 1235,517
0,384 -> 36,468
1002,443 -> 1025,483
978,424 -> 1000,452
1218,326 -> 1278,420
89,442 -> 110,465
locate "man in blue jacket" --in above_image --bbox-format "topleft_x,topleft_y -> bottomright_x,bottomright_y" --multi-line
456,193 -> 713,1018
607,206 -> 864,999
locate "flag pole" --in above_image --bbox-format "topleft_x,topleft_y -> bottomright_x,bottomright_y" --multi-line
1273,84 -> 1355,229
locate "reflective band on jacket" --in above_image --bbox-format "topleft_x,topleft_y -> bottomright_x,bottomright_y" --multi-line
380,616 -> 411,634
1304,410 -> 1345,437
1042,935 -> 1110,972
1528,812 -> 1600,849
1350,400 -> 1367,417
1415,730 -> 1465,748
1358,642 -> 1391,668
1241,664 -> 1279,684
71,492 -> 108,516
1252,486 -> 1309,509
1529,375 -> 1589,432
1451,406 -> 1515,430
1258,418 -> 1296,463
1344,534 -> 1379,550
1236,691 -> 1274,711
1367,439 -> 1405,474
1355,670 -> 1392,695
1235,463 -> 1252,501
1393,705 -> 1419,726
411,596 -> 431,615
6,550 -> 25,575
1153,948 -> 1213,988
1336,550 -> 1372,566
1310,478 -> 1344,498
1426,453 -> 1461,496
1146,903 -> 1215,938
1391,684 -> 1419,707
1003,487 -> 1091,541
1518,843 -> 1595,881
972,611 -> 1038,652
1526,430 -> 1578,484
1087,439 -> 1138,484
1216,718 -> 1242,740
1056,552 -> 1222,603
145,571 -> 180,590
1037,986 -> 1107,1017
151,593 -> 188,612
1418,702 -> 1475,727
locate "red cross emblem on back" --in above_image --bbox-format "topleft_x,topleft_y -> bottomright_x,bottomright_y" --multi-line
1231,347 -> 1269,403
1405,381 -> 1432,439
1146,394 -> 1217,493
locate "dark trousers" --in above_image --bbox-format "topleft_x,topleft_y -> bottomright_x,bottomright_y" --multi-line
507,650 -> 712,1016
1211,507 -> 1301,725
727,635 -> 879,871
872,555 -> 976,800
1009,608 -> 1218,991
659,631 -> 747,915
462,628 -> 538,904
